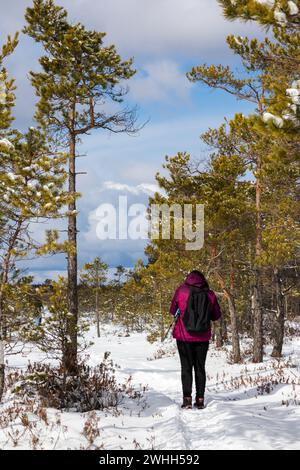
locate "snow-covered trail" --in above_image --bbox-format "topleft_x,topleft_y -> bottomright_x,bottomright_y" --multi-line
86,327 -> 300,450
3,325 -> 300,450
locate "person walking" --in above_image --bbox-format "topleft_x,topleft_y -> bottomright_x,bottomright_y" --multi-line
170,270 -> 222,409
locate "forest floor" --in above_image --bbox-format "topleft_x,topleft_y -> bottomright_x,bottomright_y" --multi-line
1,323 -> 300,450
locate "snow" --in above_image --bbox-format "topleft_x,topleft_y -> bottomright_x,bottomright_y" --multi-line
290,104 -> 298,113
256,0 -> 298,19
256,0 -> 275,8
0,84 -> 5,105
284,82 -> 300,122
27,181 -> 39,189
274,8 -> 287,24
288,1 -> 299,15
286,88 -> 300,97
292,80 -> 300,89
7,172 -> 16,181
1,325 -> 300,450
291,95 -> 300,105
0,138 -> 14,151
263,112 -> 284,128
233,36 -> 244,46
286,85 -> 300,106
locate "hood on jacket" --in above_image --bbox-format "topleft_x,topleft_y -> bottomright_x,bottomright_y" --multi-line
184,271 -> 208,288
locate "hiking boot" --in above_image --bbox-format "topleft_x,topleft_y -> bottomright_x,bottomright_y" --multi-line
181,396 -> 192,409
194,397 -> 205,409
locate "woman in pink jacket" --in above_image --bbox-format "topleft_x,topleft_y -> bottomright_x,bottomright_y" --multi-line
170,270 -> 222,409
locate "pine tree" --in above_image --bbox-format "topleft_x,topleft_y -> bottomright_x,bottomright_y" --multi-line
188,40 -> 278,360
186,4 -> 295,361
80,257 -> 108,337
217,0 -> 300,358
23,277 -> 90,364
24,0 -> 138,374
259,143 -> 299,356
0,34 -> 73,399
218,0 -> 299,32
0,127 -> 71,400
154,146 -> 253,361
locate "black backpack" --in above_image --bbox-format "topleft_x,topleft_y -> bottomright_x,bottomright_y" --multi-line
183,286 -> 211,334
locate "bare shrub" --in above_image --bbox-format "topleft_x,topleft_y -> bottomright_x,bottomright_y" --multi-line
9,352 -> 144,412
147,343 -> 176,361
81,411 -> 103,449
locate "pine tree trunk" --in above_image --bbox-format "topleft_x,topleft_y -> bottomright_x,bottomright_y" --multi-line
159,291 -> 165,342
0,281 -> 6,401
0,266 -> 9,400
271,267 -> 285,357
229,260 -> 241,363
252,268 -> 263,362
215,323 -> 223,348
96,288 -> 100,338
214,312 -> 227,348
227,294 -> 241,363
0,308 -> 5,401
0,223 -> 22,401
221,308 -> 228,342
64,128 -> 78,375
216,261 -> 241,363
0,282 -> 5,400
252,164 -> 264,363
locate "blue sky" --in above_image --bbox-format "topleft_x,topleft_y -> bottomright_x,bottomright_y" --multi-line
1,0 -> 263,281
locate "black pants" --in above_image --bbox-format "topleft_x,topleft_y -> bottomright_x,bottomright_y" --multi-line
177,340 -> 209,398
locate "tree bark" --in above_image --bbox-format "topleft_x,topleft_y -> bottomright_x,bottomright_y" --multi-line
252,268 -> 263,362
64,127 -> 78,375
159,290 -> 165,342
221,314 -> 228,343
252,159 -> 264,363
215,322 -> 223,348
0,221 -> 22,401
227,295 -> 241,362
229,259 -> 241,362
0,271 -> 7,401
215,268 -> 241,363
271,267 -> 285,357
95,288 -> 100,338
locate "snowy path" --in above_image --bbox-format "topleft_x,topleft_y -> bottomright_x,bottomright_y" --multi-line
86,327 -> 300,450
3,325 -> 300,450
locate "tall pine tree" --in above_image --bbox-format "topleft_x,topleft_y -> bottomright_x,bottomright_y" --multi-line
24,0 -> 138,374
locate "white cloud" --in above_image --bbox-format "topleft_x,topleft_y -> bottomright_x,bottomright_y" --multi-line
83,205 -> 148,265
81,180 -> 161,264
130,60 -> 192,102
61,0 -> 262,58
1,0 -> 263,129
101,181 -> 161,196
120,162 -> 161,183
1,0 -> 262,60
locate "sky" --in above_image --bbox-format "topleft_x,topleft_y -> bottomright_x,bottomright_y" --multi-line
0,0 -> 263,282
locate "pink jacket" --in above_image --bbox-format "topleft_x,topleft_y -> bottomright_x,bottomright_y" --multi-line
170,272 -> 222,342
